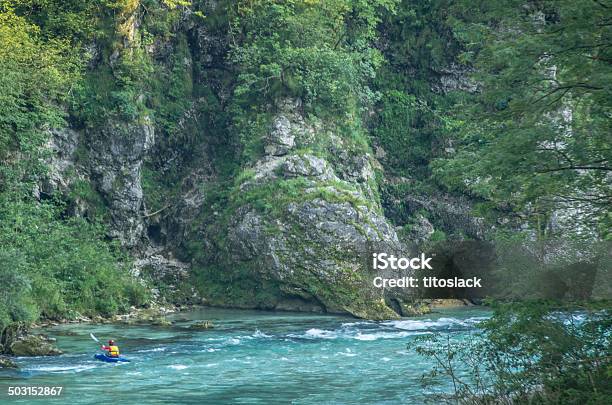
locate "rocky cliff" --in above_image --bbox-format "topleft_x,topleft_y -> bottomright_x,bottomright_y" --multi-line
36,0 -> 488,320
188,98 -> 403,319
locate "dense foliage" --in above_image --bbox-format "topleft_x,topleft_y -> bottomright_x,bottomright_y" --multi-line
224,0 -> 397,164
433,0 -> 611,239
0,201 -> 147,330
384,4 -> 612,400
373,0 -> 464,179
230,0 -> 395,116
0,2 -> 146,333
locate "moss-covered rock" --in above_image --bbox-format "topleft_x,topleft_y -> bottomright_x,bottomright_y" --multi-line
0,356 -> 18,369
150,318 -> 173,327
192,100 -> 405,320
117,307 -> 174,326
189,320 -> 213,330
9,336 -> 63,356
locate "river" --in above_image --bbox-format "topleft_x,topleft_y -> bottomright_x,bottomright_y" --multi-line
0,307 -> 490,404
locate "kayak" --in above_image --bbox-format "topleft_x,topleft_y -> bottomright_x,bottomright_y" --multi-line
94,353 -> 130,363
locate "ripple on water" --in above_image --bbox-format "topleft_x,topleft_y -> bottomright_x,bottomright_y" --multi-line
337,348 -> 357,357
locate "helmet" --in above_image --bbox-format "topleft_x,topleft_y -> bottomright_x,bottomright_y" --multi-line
108,340 -> 115,345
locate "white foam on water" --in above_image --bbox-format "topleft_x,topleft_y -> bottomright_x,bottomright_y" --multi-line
290,326 -> 425,341
28,365 -> 96,373
301,328 -> 337,339
252,329 -> 272,338
382,319 -> 445,330
341,321 -> 374,328
353,331 -> 411,341
138,347 -> 166,353
168,364 -> 189,370
465,316 -> 489,324
354,333 -> 377,341
383,316 -> 486,331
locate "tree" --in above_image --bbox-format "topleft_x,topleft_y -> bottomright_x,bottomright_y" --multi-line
415,301 -> 612,404
229,0 -> 396,118
433,0 -> 611,238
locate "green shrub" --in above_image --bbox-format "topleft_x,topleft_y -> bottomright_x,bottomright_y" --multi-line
415,301 -> 612,404
0,199 -> 148,324
0,251 -> 38,332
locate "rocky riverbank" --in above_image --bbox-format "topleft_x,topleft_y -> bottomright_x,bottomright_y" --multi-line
0,322 -> 62,364
0,304 -> 185,366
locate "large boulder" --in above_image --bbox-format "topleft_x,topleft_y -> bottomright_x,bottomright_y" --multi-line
8,335 -> 63,356
201,100 -> 404,319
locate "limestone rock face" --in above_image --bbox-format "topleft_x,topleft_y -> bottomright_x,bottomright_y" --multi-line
88,118 -> 154,247
216,101 -> 403,319
404,215 -> 435,244
265,115 -> 295,156
432,63 -> 478,94
42,128 -> 80,195
383,178 -> 486,241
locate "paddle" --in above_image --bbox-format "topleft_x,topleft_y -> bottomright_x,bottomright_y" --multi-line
90,333 -> 104,352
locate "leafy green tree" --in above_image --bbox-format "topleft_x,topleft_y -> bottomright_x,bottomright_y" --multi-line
415,301 -> 612,404
229,0 -> 396,118
433,0 -> 611,238
0,6 -> 81,194
0,251 -> 37,331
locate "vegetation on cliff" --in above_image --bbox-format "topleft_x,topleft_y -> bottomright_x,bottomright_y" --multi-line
0,2 -> 147,334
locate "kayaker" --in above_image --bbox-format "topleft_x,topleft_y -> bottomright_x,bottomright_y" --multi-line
101,340 -> 120,358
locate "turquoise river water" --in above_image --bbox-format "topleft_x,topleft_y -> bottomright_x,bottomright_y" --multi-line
0,307 -> 490,404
